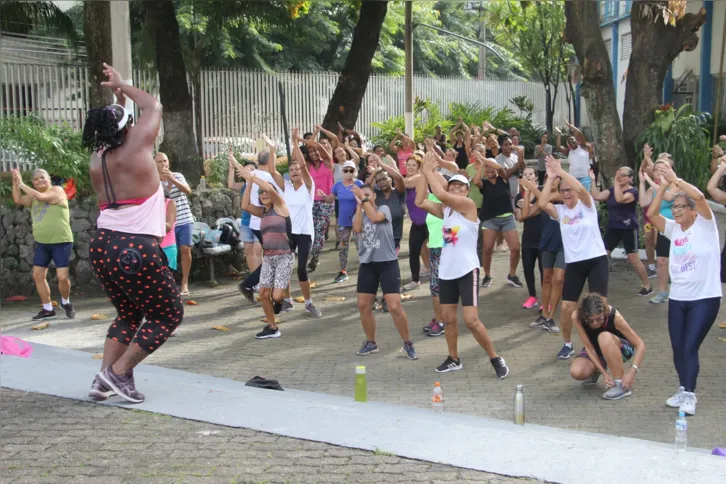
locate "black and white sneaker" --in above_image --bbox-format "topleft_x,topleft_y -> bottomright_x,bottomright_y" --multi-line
481,275 -> 492,288
543,318 -> 560,334
491,357 -> 510,379
238,282 -> 256,304
637,286 -> 654,296
32,309 -> 56,321
255,325 -> 281,339
529,315 -> 546,329
506,274 -> 524,288
61,302 -> 76,319
435,356 -> 463,373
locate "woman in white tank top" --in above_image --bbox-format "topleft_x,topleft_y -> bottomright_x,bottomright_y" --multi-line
415,153 -> 510,379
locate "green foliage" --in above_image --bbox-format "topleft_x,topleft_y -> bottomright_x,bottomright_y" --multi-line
0,1 -> 79,43
635,104 -> 712,191
370,98 -> 453,147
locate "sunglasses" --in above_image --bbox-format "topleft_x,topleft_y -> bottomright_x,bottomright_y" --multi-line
343,168 -> 355,173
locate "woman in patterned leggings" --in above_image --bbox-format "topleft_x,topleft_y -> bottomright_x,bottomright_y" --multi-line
303,137 -> 334,273
82,63 -> 183,404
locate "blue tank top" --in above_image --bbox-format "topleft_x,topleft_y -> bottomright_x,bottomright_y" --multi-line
659,198 -> 673,220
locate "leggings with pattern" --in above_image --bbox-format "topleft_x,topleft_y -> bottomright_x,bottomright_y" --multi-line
311,200 -> 334,264
90,229 -> 184,354
338,226 -> 353,271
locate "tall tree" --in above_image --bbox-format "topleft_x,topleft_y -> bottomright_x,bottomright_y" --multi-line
83,1 -> 114,108
563,0 -> 627,180
322,1 -> 388,132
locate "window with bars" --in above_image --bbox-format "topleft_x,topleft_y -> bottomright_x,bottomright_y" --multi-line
620,32 -> 632,61
602,0 -> 616,20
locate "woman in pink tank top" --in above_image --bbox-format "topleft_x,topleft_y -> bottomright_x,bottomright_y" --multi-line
300,135 -> 335,273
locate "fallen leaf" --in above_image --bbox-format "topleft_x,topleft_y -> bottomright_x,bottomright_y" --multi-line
31,322 -> 50,330
294,296 -> 305,303
91,314 -> 107,320
719,324 -> 726,329
309,281 -> 317,289
261,317 -> 282,323
52,300 -> 58,307
400,294 -> 413,300
211,325 -> 230,331
186,300 -> 198,305
5,295 -> 27,302
92,353 -> 104,359
325,296 -> 345,302
719,337 -> 726,342
255,295 -> 262,301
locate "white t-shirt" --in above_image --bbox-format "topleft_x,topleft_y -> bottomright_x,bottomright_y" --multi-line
495,152 -> 519,197
555,199 -> 607,264
439,207 -> 480,280
568,146 -> 591,179
249,169 -> 281,231
284,179 -> 314,236
663,213 -> 722,301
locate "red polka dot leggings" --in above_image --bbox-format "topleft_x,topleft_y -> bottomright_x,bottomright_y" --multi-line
90,230 -> 184,354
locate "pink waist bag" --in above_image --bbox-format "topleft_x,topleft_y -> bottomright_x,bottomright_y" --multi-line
0,336 -> 33,357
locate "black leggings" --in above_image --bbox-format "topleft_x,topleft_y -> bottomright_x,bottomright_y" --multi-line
290,233 -> 312,282
243,229 -> 264,289
521,246 -> 543,298
90,229 -> 184,354
409,223 -> 429,282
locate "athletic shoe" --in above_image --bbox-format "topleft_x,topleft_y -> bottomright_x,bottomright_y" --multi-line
435,356 -> 463,373
649,291 -> 669,304
333,271 -> 349,283
96,367 -> 144,404
307,259 -> 318,273
305,302 -> 322,318
637,286 -> 654,296
583,371 -> 600,386
666,386 -> 687,408
402,281 -> 420,291
647,266 -> 657,279
273,301 -> 283,315
32,309 -> 56,321
529,315 -> 546,329
602,382 -> 631,400
88,377 -> 115,401
491,357 -> 510,379
481,275 -> 492,287
506,274 -> 524,288
522,296 -> 538,309
61,302 -> 76,319
423,318 -> 437,332
428,322 -> 445,337
381,298 -> 388,313
357,341 -> 379,356
280,300 -> 294,313
238,283 -> 256,304
402,341 -> 418,360
556,344 -> 575,360
253,284 -> 260,292
256,325 -> 281,339
679,392 -> 697,416
419,268 -> 431,279
543,318 -> 560,334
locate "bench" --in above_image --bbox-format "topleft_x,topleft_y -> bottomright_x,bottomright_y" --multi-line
192,219 -> 239,286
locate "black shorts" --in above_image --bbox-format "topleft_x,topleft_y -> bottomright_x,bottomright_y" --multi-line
604,228 -> 638,254
656,232 -> 670,258
357,260 -> 400,295
439,269 -> 479,307
562,255 -> 609,302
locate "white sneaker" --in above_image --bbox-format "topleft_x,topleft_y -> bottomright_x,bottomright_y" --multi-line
402,281 -> 420,292
679,392 -> 697,416
666,386 -> 686,408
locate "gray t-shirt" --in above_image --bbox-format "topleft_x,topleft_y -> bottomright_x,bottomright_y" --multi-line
495,152 -> 520,197
535,144 -> 553,171
357,205 -> 397,264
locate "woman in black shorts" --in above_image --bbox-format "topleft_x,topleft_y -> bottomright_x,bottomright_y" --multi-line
539,156 -> 608,361
589,166 -> 652,296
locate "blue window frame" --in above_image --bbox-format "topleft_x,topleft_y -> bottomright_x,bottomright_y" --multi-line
602,0 -> 616,20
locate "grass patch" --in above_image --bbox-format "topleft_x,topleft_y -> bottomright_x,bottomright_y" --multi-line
372,448 -> 395,457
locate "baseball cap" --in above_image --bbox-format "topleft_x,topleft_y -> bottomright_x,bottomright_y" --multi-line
107,104 -> 133,131
342,160 -> 357,170
447,174 -> 470,187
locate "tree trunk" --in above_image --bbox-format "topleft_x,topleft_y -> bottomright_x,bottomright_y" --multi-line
544,86 -> 553,133
622,2 -> 706,167
147,0 -> 200,182
563,0 -> 627,182
83,1 -> 113,108
322,1 -> 388,133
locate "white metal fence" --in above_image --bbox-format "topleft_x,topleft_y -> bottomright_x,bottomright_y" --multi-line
1,63 -> 570,170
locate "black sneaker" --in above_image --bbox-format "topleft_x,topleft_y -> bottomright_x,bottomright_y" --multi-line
529,315 -> 546,329
32,309 -> 56,321
506,274 -> 523,288
543,318 -> 560,334
96,366 -> 144,404
428,322 -> 445,337
256,325 -> 281,339
238,282 -> 256,304
307,259 -> 318,273
637,286 -> 654,296
61,302 -> 76,319
435,356 -> 463,373
481,275 -> 492,288
273,301 -> 283,315
491,357 -> 510,379
381,298 -> 388,313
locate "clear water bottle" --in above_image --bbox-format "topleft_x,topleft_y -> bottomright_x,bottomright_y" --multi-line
675,411 -> 687,451
432,382 -> 443,413
198,176 -> 207,191
513,384 -> 525,425
354,366 -> 367,403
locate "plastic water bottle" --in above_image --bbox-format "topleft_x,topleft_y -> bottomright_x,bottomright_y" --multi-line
675,411 -> 687,451
198,176 -> 207,191
432,382 -> 443,413
354,366 -> 367,402
513,384 -> 525,425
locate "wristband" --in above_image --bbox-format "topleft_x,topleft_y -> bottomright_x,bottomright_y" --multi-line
632,364 -> 639,373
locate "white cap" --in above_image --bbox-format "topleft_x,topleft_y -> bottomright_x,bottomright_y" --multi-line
108,104 -> 133,130
447,174 -> 470,187
343,160 -> 357,170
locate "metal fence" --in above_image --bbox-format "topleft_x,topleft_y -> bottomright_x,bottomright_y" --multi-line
1,63 -> 570,170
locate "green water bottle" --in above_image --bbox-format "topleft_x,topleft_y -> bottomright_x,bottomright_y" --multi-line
354,365 -> 367,402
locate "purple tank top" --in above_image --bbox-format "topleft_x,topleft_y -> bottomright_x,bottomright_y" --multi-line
406,188 -> 427,226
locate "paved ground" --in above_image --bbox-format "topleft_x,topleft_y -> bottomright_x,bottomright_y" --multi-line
0,389 -> 539,484
3,216 -> 726,451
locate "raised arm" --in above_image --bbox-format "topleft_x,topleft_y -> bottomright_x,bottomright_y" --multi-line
554,128 -> 569,155
227,148 -> 244,192
547,156 -> 592,208
638,172 -> 654,208
292,128 -> 314,192
661,164 -> 711,220
423,154 -> 476,222
10,169 -> 32,207
537,170 -> 560,220
565,120 -> 586,146
240,169 -> 264,218
707,157 -> 726,204
646,179 -> 669,234
518,180 -> 542,220
303,138 -> 333,170
378,161 -> 406,193
351,185 -> 386,224
590,169 -> 609,201
12,170 -> 66,205
612,175 -> 635,204
710,143 -> 724,174
261,134 -> 285,189
413,168 -> 444,218
344,139 -> 360,165
390,129 -> 402,153
316,124 -> 340,149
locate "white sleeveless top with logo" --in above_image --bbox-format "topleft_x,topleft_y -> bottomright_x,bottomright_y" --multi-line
439,206 -> 480,280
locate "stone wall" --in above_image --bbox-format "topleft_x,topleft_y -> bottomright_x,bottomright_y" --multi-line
0,188 -> 244,298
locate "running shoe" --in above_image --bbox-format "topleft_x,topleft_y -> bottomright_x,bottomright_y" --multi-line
61,302 -> 76,319
602,382 -> 631,400
357,341 -> 379,356
506,274 -> 524,288
402,341 -> 418,360
522,296 -> 538,309
649,291 -> 669,304
280,300 -> 294,313
543,318 -> 560,334
238,282 -> 256,304
637,286 -> 654,296
481,275 -> 492,288
556,344 -> 575,360
381,298 -> 388,313
679,392 -> 697,416
88,377 -> 115,401
435,356 -> 462,373
666,386 -> 687,408
491,357 -> 510,379
647,266 -> 657,279
582,371 -> 600,386
529,315 -> 546,329
31,309 -> 56,321
305,302 -> 322,318
419,268 -> 431,279
256,325 -> 281,339
96,367 -> 144,404
273,301 -> 283,315
428,322 -> 445,337
423,318 -> 437,332
402,281 -> 420,292
333,271 -> 349,283
307,259 -> 318,273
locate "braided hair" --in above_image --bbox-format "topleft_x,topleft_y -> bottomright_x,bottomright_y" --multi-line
81,105 -> 127,152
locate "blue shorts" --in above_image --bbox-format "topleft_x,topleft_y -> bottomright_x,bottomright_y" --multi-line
239,224 -> 257,244
175,223 -> 194,247
34,242 -> 73,268
578,176 -> 592,192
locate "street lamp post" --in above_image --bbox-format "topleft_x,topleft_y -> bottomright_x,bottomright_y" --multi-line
404,1 -> 414,139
